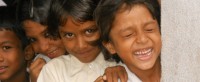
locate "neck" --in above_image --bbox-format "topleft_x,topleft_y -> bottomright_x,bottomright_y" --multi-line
131,57 -> 161,82
2,68 -> 28,82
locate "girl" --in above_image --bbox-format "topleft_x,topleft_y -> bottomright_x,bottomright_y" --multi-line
38,0 -> 127,82
17,0 -> 67,82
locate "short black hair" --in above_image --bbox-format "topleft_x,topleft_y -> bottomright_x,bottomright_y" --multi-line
47,0 -> 100,37
95,0 -> 160,62
0,6 -> 28,50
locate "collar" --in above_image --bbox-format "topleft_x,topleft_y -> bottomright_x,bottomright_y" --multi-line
68,52 -> 106,76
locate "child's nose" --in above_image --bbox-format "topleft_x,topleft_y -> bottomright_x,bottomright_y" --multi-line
0,54 -> 4,62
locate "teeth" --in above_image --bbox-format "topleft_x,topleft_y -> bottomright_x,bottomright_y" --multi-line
0,66 -> 6,69
49,50 -> 56,55
135,48 -> 152,55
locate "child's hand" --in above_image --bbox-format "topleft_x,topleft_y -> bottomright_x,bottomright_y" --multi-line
29,58 -> 46,82
102,66 -> 128,82
94,76 -> 106,82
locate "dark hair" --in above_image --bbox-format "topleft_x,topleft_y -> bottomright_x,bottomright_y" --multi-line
17,0 -> 52,25
47,0 -> 100,37
95,0 -> 160,62
0,6 -> 28,50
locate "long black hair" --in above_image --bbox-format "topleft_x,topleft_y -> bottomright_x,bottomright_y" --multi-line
17,0 -> 52,25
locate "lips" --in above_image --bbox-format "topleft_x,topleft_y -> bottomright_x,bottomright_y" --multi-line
0,66 -> 8,74
47,49 -> 58,58
134,48 -> 153,61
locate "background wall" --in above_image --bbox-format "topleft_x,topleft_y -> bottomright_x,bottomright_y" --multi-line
161,0 -> 200,81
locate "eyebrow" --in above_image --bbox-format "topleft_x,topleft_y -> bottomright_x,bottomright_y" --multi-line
0,41 -> 14,45
143,20 -> 156,27
119,26 -> 133,33
118,20 -> 156,33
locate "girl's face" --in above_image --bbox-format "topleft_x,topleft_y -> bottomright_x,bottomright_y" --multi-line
59,16 -> 101,63
104,5 -> 161,71
0,30 -> 25,80
23,20 -> 66,59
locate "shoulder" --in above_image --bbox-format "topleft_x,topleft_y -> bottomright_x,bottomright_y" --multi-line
43,55 -> 71,70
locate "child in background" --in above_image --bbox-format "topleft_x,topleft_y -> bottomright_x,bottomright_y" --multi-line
0,6 -> 29,82
17,0 -> 67,82
95,0 -> 161,82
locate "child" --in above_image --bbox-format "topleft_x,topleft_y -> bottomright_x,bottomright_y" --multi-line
38,0 -> 128,82
0,6 -> 29,82
17,0 -> 67,82
95,0 -> 161,82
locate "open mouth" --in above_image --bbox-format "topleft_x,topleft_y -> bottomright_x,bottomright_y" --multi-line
0,66 -> 8,74
134,48 -> 153,61
47,49 -> 58,58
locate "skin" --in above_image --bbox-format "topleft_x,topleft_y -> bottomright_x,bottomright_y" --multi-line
22,20 -> 66,82
104,5 -> 161,82
59,16 -> 128,82
0,30 -> 28,82
23,20 -> 66,59
59,16 -> 101,63
95,66 -> 128,82
157,0 -> 161,6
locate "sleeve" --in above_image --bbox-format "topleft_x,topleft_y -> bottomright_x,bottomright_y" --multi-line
37,63 -> 58,82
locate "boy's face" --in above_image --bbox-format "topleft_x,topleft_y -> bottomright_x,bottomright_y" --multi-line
104,5 -> 161,71
23,20 -> 66,58
0,30 -> 25,80
59,16 -> 101,63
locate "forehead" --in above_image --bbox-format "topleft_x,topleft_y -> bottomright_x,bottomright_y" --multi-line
113,4 -> 153,26
23,20 -> 46,36
0,30 -> 20,45
60,16 -> 95,32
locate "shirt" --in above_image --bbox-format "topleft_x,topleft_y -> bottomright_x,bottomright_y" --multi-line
37,52 -> 116,82
122,64 -> 142,82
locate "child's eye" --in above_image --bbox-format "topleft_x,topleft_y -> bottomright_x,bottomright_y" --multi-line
2,46 -> 12,50
44,32 -> 50,38
28,38 -> 36,43
85,28 -> 97,35
124,33 -> 133,38
64,33 -> 75,38
146,28 -> 154,32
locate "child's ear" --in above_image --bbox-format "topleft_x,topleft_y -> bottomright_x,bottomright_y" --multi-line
102,41 -> 116,55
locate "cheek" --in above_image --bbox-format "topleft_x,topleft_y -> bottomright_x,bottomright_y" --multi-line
8,54 -> 24,70
61,39 -> 74,51
87,33 -> 100,42
151,34 -> 162,49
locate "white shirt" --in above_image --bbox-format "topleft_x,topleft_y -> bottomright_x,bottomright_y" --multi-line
122,64 -> 142,82
0,0 -> 6,6
37,52 -> 116,82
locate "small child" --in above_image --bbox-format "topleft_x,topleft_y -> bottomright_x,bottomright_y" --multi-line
95,0 -> 161,82
0,6 -> 29,82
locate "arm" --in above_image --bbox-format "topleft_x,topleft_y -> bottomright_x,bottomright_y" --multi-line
95,65 -> 128,82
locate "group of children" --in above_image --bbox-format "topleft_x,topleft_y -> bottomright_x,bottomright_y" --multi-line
0,0 -> 161,82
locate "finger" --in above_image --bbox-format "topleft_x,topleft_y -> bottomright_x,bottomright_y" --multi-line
112,71 -> 118,82
120,66 -> 128,82
104,67 -> 113,82
30,58 -> 46,68
29,58 -> 46,74
95,76 -> 104,82
116,66 -> 128,82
